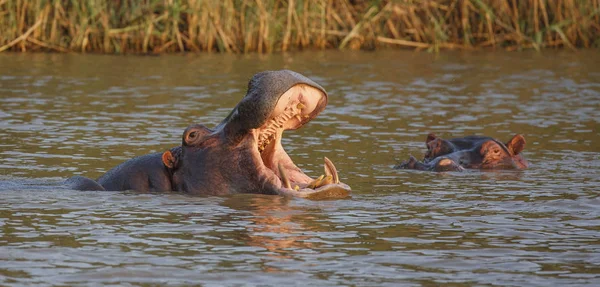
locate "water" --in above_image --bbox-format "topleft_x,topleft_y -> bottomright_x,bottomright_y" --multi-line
1,50 -> 599,286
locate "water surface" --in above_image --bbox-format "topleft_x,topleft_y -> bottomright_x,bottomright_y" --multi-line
1,50 -> 599,286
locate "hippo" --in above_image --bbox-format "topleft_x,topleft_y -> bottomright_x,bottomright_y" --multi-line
66,70 -> 351,199
64,146 -> 181,192
396,133 -> 529,172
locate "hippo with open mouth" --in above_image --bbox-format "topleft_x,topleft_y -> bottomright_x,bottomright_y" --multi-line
396,133 -> 529,172
66,70 -> 351,199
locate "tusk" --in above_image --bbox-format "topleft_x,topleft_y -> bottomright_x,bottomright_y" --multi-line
307,175 -> 324,189
324,157 -> 339,184
319,175 -> 334,186
278,163 -> 292,189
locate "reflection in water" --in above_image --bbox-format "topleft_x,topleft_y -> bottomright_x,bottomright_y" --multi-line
222,196 -> 316,271
0,51 -> 599,285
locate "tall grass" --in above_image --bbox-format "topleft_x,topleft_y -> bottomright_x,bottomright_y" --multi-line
1,0 -> 598,53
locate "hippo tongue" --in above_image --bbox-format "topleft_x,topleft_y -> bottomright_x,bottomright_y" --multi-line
261,136 -> 311,185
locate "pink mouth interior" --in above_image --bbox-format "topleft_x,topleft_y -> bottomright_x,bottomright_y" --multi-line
254,84 -> 327,188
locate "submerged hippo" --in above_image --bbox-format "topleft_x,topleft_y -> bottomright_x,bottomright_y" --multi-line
396,133 -> 529,172
67,70 -> 351,199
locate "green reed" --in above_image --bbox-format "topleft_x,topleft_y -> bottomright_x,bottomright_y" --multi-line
0,0 -> 598,53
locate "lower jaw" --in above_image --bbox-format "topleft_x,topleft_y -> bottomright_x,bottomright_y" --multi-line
277,183 -> 352,200
268,160 -> 351,199
255,135 -> 350,199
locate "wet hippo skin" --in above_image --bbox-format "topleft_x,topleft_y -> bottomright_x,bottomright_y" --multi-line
66,146 -> 180,192
66,70 -> 351,199
396,133 -> 529,172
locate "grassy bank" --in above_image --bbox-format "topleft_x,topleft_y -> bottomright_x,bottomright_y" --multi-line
1,0 -> 599,53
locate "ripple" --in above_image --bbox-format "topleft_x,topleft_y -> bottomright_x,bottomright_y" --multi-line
1,51 -> 600,286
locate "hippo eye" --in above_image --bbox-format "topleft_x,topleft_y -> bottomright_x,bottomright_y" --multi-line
182,124 -> 211,146
184,131 -> 199,146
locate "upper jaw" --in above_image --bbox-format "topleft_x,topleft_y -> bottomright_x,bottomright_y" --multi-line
256,84 -> 327,151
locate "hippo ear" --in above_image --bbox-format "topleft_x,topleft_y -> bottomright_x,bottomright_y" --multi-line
425,137 -> 455,160
162,150 -> 178,169
506,134 -> 526,155
426,133 -> 438,144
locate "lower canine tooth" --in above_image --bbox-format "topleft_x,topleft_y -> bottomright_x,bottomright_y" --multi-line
320,175 -> 334,186
278,163 -> 292,189
307,175 -> 325,189
324,157 -> 340,184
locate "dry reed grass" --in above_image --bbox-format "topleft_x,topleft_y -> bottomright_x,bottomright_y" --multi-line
0,0 -> 598,53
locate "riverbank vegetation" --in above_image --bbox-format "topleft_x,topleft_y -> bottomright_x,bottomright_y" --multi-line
1,0 -> 599,53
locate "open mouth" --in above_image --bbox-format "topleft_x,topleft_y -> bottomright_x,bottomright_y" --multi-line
252,84 -> 351,199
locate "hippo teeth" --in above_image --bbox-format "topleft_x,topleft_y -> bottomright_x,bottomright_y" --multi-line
278,163 -> 292,189
307,175 -> 325,189
306,174 -> 334,189
257,100 -> 305,153
258,133 -> 276,153
303,158 -> 340,189
276,158 -> 341,190
324,157 -> 339,184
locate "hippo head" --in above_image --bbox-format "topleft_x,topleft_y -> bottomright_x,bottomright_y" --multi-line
398,133 -> 529,172
478,135 -> 528,169
162,70 -> 351,199
427,134 -> 529,169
